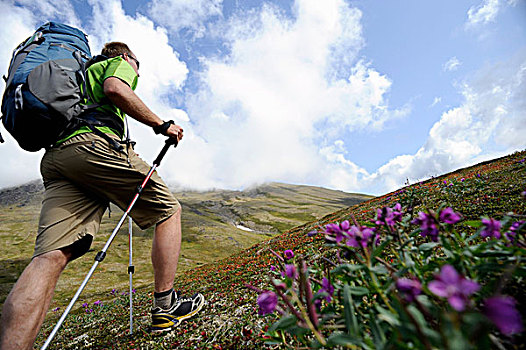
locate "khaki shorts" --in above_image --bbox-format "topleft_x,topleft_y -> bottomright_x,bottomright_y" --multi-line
34,132 -> 180,259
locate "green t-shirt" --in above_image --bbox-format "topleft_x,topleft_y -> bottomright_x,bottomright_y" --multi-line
57,56 -> 138,143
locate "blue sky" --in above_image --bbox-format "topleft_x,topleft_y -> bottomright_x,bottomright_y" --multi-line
0,0 -> 525,195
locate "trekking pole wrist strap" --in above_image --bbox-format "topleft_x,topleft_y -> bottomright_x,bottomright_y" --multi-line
153,120 -> 174,135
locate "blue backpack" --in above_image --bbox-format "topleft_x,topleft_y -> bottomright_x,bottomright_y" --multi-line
1,22 -> 98,152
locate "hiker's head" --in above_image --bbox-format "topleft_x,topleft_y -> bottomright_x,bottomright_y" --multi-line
102,42 -> 140,76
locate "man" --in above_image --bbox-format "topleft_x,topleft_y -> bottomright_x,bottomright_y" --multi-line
0,42 -> 204,349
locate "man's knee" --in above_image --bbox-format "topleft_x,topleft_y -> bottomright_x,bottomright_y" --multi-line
158,206 -> 181,226
32,249 -> 72,270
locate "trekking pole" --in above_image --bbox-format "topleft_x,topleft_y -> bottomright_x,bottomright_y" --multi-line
128,217 -> 134,334
41,138 -> 178,350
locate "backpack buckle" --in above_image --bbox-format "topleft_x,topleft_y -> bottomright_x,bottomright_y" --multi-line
14,84 -> 24,110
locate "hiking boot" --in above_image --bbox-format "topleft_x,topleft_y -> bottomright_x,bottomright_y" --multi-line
151,292 -> 205,333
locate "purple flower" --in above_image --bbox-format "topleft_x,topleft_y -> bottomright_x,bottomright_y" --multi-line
282,264 -> 297,279
522,190 -> 526,199
412,212 -> 439,241
461,178 -> 465,182
439,207 -> 462,224
82,303 -> 89,308
428,265 -> 480,311
443,180 -> 448,185
270,265 -> 277,271
94,300 -> 102,306
392,203 -> 403,221
481,218 -> 501,239
319,277 -> 335,302
376,203 -> 403,227
52,307 -> 60,312
325,221 -> 378,248
347,225 -> 378,248
396,278 -> 422,303
376,207 -> 395,226
257,291 -> 278,315
315,277 -> 335,309
510,220 -> 523,232
111,288 -> 118,295
505,221 -> 523,244
308,230 -> 318,237
283,250 -> 294,260
483,296 -> 524,335
325,222 -> 347,243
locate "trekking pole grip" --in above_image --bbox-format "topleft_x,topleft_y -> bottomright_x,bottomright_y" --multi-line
153,138 -> 178,166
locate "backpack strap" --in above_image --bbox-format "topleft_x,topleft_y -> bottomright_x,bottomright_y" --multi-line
76,117 -> 124,152
72,53 -> 126,151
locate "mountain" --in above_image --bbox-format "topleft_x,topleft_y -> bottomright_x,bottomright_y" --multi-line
0,181 -> 372,310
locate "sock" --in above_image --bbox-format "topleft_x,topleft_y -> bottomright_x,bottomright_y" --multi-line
154,288 -> 176,310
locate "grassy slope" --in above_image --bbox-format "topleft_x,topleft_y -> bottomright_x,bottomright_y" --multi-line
0,183 -> 370,313
31,150 -> 526,349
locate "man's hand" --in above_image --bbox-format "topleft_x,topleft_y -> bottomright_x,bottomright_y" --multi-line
165,123 -> 183,142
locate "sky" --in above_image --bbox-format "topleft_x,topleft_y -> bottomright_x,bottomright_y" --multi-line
0,0 -> 525,195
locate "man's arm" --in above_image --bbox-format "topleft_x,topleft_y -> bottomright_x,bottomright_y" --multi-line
103,77 -> 183,141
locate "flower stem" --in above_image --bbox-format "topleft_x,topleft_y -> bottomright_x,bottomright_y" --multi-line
269,280 -> 305,325
394,294 -> 432,350
289,289 -> 326,346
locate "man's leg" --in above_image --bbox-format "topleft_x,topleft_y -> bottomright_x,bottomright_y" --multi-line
149,206 -> 205,333
0,249 -> 71,350
151,207 -> 182,293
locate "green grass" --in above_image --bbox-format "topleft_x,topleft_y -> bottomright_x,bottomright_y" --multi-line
0,183 -> 368,313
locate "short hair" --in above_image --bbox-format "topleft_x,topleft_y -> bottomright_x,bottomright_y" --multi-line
101,42 -> 133,58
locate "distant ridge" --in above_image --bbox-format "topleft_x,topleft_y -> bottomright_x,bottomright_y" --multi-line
0,179 -> 43,207
0,180 -> 371,313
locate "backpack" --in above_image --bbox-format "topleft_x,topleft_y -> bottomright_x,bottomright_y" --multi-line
1,22 -> 99,152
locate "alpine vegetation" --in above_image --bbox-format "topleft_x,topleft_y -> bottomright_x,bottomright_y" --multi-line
253,155 -> 525,349
34,151 -> 525,349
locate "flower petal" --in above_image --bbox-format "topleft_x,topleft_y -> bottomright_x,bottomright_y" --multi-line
440,265 -> 459,285
448,295 -> 466,311
428,281 -> 449,297
484,296 -> 524,335
459,279 -> 480,296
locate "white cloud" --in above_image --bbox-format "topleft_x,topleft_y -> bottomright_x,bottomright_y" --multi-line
466,0 -> 501,27
443,57 -> 461,72
465,0 -> 522,29
430,97 -> 442,107
148,0 -> 223,36
12,0 -> 81,27
0,1 -> 64,187
365,51 -> 526,193
177,0 -> 405,191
